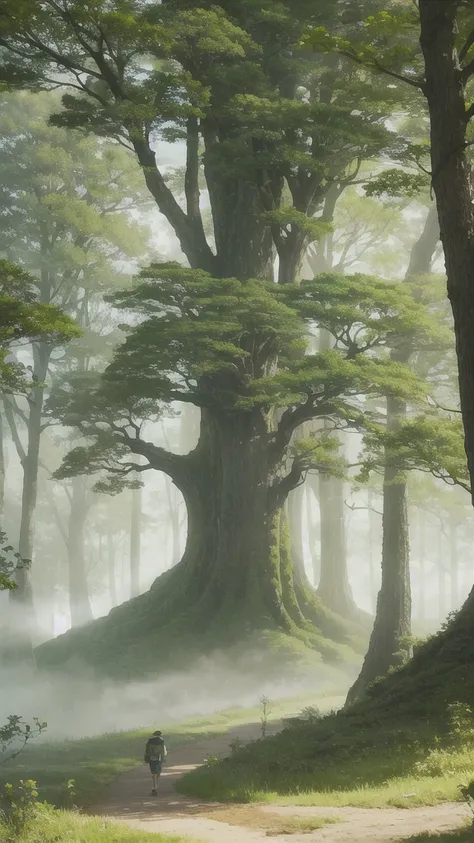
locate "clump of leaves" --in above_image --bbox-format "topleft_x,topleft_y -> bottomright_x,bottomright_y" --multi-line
448,702 -> 474,747
0,716 -> 47,765
0,780 -> 39,841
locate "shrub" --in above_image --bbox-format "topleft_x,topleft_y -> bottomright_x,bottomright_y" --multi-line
0,780 -> 39,840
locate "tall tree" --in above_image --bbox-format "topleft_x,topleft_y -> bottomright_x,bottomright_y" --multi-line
39,265 -> 438,674
347,205 -> 440,703
0,0 -> 414,658
0,91 -> 150,618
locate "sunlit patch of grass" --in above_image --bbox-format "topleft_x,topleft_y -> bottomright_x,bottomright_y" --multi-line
201,804 -> 341,835
178,713 -> 474,808
0,805 -> 196,843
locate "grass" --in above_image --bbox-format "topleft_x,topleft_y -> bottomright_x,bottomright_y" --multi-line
178,602 -> 474,809
403,827 -> 473,843
0,691 -> 344,809
0,805 -> 197,843
178,705 -> 474,809
201,805 -> 341,835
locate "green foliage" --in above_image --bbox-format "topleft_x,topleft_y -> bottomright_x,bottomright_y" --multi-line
0,780 -> 39,841
0,0 -> 408,281
45,263 -> 441,491
364,169 -> 430,198
0,260 -> 80,392
0,719 -> 46,766
359,416 -> 469,493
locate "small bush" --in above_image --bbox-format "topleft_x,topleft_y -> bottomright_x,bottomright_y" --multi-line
0,780 -> 39,840
448,703 -> 474,746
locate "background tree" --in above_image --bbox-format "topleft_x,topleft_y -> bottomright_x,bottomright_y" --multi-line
0,90 -> 151,627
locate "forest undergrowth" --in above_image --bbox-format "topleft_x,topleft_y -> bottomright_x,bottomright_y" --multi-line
179,609 -> 474,808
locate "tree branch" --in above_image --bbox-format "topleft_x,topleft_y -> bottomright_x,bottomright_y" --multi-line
120,431 -> 191,490
132,137 -> 216,273
336,48 -> 425,90
274,399 -> 336,453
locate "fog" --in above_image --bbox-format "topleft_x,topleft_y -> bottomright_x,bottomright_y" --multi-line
0,652 -> 353,743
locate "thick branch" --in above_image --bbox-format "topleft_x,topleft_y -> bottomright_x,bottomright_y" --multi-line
121,432 -> 191,490
336,48 -> 425,90
274,399 -> 336,453
132,138 -> 216,273
269,456 -> 310,510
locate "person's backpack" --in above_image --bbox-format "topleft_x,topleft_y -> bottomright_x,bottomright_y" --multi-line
146,736 -> 166,762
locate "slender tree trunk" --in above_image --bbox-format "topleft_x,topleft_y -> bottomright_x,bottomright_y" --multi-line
368,491 -> 378,613
418,509 -> 426,622
67,477 -> 93,628
317,471 -> 357,619
438,530 -> 447,622
130,487 -> 141,598
347,460 -> 411,703
346,207 -> 439,705
449,521 -> 460,611
0,410 -> 5,517
305,481 -> 320,587
288,483 -> 306,580
107,529 -> 117,609
165,476 -> 181,568
316,330 -> 358,620
9,342 -> 50,652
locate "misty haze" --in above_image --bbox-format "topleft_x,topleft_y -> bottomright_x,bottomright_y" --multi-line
0,3 -> 474,843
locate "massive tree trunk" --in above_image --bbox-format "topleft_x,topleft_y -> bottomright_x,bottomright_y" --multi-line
420,1 -> 474,501
36,408 -> 352,675
67,476 -> 93,628
346,206 -> 440,704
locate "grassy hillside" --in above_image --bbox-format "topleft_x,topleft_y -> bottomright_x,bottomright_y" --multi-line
179,597 -> 474,806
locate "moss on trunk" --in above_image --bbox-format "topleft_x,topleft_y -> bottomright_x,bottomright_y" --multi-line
36,408 -> 362,678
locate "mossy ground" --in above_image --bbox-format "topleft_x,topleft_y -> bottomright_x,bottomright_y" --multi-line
34,564 -> 369,681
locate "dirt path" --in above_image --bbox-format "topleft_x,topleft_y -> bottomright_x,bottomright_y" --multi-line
91,723 -> 467,843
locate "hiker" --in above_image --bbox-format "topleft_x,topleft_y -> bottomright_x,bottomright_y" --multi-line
144,729 -> 167,795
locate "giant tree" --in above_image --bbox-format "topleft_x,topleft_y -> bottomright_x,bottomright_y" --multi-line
35,264 -> 436,674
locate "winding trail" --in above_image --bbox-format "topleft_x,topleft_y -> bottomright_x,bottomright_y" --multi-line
91,722 -> 467,842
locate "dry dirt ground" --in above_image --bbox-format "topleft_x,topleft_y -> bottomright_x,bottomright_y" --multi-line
89,722 -> 468,843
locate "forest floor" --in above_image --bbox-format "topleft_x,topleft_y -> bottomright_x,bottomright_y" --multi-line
90,722 -> 469,843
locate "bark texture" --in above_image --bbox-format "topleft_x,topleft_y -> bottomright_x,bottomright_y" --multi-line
346,206 -> 440,704
420,1 -> 474,498
36,407 -> 353,676
67,477 -> 93,628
